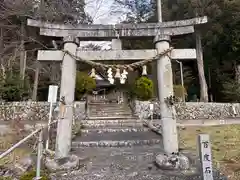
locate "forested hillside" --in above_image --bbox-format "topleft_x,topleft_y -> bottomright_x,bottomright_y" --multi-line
0,0 -> 92,101
114,0 -> 240,102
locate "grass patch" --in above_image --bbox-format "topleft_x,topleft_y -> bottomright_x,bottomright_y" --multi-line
179,124 -> 240,180
19,170 -> 50,180
0,129 -> 32,166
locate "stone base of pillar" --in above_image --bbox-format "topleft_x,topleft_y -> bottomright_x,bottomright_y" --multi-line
45,154 -> 80,172
155,153 -> 191,171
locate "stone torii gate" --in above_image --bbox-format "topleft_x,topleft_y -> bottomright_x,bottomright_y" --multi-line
27,16 -> 207,159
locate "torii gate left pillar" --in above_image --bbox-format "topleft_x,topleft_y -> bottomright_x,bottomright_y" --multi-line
55,36 -> 78,159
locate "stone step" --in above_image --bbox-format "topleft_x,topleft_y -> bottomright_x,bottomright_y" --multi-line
88,104 -> 129,107
89,112 -> 131,115
72,139 -> 162,147
88,104 -> 128,107
88,100 -> 125,103
88,113 -> 133,117
88,106 -> 130,111
88,108 -> 130,112
88,115 -> 133,119
88,111 -> 131,114
81,122 -> 143,128
86,117 -> 141,122
88,99 -> 120,103
89,107 -> 131,112
89,111 -> 132,114
88,102 -> 127,105
81,120 -> 143,128
86,116 -> 137,120
88,108 -> 131,112
81,127 -> 151,134
72,131 -> 162,148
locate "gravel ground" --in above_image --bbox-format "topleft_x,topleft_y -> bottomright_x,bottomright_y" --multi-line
50,145 -> 227,180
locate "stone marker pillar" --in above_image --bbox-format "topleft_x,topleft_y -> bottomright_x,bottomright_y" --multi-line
154,34 -> 179,154
55,36 -> 78,159
111,39 -> 124,102
112,39 -> 122,50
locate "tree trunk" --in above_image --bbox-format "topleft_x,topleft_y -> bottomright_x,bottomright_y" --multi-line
32,61 -> 40,101
208,67 -> 213,102
8,47 -> 18,76
0,27 -> 3,67
234,61 -> 240,84
196,29 -> 208,102
20,20 -> 26,80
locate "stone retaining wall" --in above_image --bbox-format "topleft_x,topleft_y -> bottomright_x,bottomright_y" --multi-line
133,100 -> 240,120
1,100 -> 240,121
0,101 -> 86,122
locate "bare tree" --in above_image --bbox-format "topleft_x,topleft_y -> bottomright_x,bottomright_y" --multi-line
81,43 -> 102,51
195,28 -> 208,102
0,0 -> 94,101
192,0 -> 213,102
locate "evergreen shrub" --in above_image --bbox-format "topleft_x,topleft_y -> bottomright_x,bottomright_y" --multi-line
134,76 -> 153,101
75,71 -> 96,100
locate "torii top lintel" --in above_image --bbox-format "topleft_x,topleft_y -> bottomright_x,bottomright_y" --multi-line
27,16 -> 207,40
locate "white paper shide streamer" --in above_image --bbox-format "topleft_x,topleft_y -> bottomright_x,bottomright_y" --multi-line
142,65 -> 147,76
120,69 -> 128,84
90,68 -> 96,79
107,68 -> 114,84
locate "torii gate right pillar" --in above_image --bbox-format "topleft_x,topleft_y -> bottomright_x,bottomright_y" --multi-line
154,34 -> 178,154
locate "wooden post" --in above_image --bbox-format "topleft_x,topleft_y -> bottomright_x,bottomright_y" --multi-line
32,61 -> 40,101
20,20 -> 26,80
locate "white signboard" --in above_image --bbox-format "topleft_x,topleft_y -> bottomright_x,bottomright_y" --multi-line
149,104 -> 154,111
198,134 -> 214,180
46,85 -> 58,150
47,85 -> 58,103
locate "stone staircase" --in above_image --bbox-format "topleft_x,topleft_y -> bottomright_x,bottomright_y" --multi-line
72,99 -> 163,148
87,101 -> 133,118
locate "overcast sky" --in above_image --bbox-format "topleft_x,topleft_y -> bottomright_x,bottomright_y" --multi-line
85,0 -> 125,24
